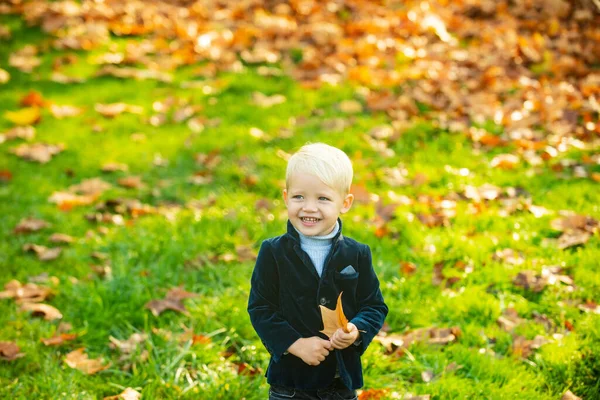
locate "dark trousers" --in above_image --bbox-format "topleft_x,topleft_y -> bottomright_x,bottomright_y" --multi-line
268,378 -> 357,400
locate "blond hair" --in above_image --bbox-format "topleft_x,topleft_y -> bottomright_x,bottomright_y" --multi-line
286,143 -> 353,195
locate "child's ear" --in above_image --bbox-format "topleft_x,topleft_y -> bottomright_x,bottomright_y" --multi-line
282,189 -> 288,205
340,193 -> 354,213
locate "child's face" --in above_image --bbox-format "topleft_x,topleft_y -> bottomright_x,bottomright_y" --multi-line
283,172 -> 354,237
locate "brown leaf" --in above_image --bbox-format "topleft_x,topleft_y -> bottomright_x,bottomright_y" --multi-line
513,271 -> 547,292
103,388 -> 142,400
69,178 -> 112,196
0,68 -> 9,84
319,292 -> 349,338
109,333 -> 148,353
561,391 -> 582,400
48,191 -> 98,210
118,176 -> 144,189
0,279 -> 52,303
0,342 -> 25,361
14,217 -> 50,233
145,298 -> 187,317
11,142 -> 65,163
49,233 -> 75,244
95,103 -> 143,118
41,333 -> 78,346
23,243 -> 62,261
557,231 -> 591,250
339,100 -> 363,114
49,104 -> 84,119
490,154 -> 520,169
20,302 -> 62,320
101,162 -> 129,173
421,370 -> 434,383
252,92 -> 286,108
64,348 -> 110,374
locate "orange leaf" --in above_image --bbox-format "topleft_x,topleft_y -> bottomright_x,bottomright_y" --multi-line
319,292 -> 349,338
64,348 -> 110,374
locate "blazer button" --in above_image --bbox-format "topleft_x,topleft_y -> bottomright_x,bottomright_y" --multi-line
319,297 -> 327,305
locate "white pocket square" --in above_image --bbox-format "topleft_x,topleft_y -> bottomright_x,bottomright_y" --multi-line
340,265 -> 357,275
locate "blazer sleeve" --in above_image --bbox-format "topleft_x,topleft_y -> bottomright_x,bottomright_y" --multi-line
349,244 -> 388,355
247,240 -> 302,362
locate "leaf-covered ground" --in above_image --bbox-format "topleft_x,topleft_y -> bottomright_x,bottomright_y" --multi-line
1,1 -> 599,399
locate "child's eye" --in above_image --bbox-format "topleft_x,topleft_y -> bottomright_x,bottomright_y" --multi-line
319,197 -> 330,201
292,195 -> 304,200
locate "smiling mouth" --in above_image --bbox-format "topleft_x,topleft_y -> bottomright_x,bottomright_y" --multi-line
300,217 -> 320,223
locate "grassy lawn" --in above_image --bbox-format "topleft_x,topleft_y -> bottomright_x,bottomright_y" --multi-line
1,3 -> 600,399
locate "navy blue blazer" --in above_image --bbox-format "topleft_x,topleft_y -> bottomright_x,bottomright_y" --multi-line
247,219 -> 388,390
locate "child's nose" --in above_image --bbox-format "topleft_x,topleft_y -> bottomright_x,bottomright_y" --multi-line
302,201 -> 318,212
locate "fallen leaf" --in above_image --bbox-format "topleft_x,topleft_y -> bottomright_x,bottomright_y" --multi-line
490,154 -> 520,169
513,271 -> 547,292
319,292 -> 350,338
19,91 -> 45,107
103,388 -> 142,400
23,243 -> 62,261
400,261 -> 417,276
49,233 -> 75,244
14,217 -> 50,233
69,178 -> 112,196
561,391 -> 582,400
64,348 -> 110,374
118,176 -> 144,189
421,370 -> 434,383
20,302 -> 62,320
0,170 -> 12,181
0,279 -> 52,302
109,333 -> 148,353
558,231 -> 591,249
357,388 -> 389,400
41,333 -> 78,346
252,92 -> 286,108
4,107 -> 41,126
95,103 -> 143,118
0,342 -> 25,361
11,142 -> 65,163
48,191 -> 98,210
49,104 -> 84,119
0,68 -> 9,84
101,162 -> 129,172
339,100 -> 363,114
2,126 -> 36,141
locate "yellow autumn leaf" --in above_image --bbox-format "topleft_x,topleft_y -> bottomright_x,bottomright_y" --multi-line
319,292 -> 349,338
4,107 -> 41,126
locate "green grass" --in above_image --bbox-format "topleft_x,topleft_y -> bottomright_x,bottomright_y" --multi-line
1,14 -> 599,400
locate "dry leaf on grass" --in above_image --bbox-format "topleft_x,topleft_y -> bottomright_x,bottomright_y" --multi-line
0,342 -> 25,361
20,302 -> 62,320
65,348 -> 110,374
2,126 -> 35,141
49,104 -> 84,119
0,279 -> 52,302
103,388 -> 142,400
23,243 -> 62,261
319,292 -> 349,338
49,233 -> 75,244
11,143 -> 65,163
145,287 -> 198,316
561,390 -> 582,400
109,333 -> 148,353
95,103 -> 143,118
41,333 -> 78,346
14,217 -> 50,233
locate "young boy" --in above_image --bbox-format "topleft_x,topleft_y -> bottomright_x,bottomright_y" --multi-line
248,143 -> 388,399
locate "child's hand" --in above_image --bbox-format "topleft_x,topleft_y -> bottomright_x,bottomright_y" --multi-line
330,322 -> 359,349
287,337 -> 332,366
